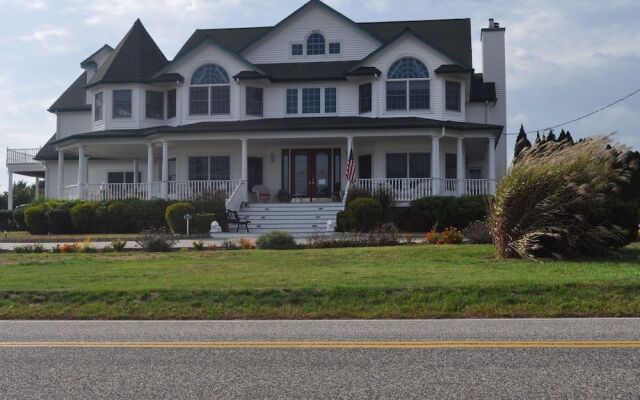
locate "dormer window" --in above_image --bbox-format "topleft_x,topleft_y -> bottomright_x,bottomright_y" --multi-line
189,64 -> 231,116
306,32 -> 325,55
291,43 -> 303,56
386,57 -> 430,111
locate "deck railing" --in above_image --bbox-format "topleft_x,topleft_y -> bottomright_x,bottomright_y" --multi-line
85,183 -> 149,202
356,178 -> 492,201
6,148 -> 40,165
167,180 -> 242,201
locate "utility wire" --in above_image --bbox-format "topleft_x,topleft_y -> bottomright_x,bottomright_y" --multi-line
504,87 -> 640,136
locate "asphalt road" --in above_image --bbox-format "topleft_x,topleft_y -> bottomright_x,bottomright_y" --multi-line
1,319 -> 639,399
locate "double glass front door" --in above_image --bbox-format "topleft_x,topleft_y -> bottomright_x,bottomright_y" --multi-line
291,149 -> 332,198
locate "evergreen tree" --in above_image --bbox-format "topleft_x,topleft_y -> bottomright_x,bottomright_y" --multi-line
558,129 -> 567,142
546,129 -> 557,142
514,124 -> 532,160
565,131 -> 575,144
535,131 -> 541,144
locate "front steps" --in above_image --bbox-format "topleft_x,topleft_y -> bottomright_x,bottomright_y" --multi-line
236,202 -> 343,235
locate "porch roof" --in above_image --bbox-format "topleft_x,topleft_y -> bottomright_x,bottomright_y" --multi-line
41,117 -> 502,158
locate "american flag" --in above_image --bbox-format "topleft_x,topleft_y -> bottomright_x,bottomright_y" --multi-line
345,149 -> 356,183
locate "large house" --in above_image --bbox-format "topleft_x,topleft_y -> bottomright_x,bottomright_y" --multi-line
6,0 -> 506,233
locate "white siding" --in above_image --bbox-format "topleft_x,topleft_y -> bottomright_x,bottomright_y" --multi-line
243,4 -> 380,64
364,35 -> 466,122
57,111 -> 92,139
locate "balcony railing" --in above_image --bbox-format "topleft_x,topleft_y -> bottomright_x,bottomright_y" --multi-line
356,178 -> 492,201
6,148 -> 40,165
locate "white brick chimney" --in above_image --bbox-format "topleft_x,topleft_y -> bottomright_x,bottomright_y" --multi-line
481,19 -> 507,178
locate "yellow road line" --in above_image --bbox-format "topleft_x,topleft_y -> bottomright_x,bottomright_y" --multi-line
1,341 -> 640,349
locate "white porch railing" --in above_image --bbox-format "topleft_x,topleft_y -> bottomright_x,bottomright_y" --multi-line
357,178 -> 433,202
356,178 -> 492,201
62,184 -> 79,200
6,148 -> 40,165
85,183 -> 148,202
167,180 -> 242,201
225,180 -> 245,211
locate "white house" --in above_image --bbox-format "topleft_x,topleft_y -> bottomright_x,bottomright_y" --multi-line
6,0 -> 506,233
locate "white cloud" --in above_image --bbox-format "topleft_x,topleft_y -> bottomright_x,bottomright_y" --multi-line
19,25 -> 71,54
0,0 -> 48,10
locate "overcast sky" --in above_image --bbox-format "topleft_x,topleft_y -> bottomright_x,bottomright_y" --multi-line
1,0 -> 639,191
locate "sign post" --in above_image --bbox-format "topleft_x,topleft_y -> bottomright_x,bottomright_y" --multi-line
184,213 -> 193,237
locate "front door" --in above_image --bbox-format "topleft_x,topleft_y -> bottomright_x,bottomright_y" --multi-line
291,149 -> 333,198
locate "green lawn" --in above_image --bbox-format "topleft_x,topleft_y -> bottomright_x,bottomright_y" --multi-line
1,244 -> 639,319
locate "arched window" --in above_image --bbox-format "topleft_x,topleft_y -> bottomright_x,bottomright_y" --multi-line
306,32 -> 325,55
189,64 -> 231,115
386,57 -> 430,111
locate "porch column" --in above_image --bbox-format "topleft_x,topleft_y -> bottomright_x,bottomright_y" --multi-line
147,143 -> 154,200
488,137 -> 496,195
7,172 -> 13,210
456,137 -> 465,196
241,138 -> 248,202
431,135 -> 441,195
57,150 -> 64,199
133,159 -> 139,184
77,145 -> 86,200
161,141 -> 169,199
35,177 -> 40,200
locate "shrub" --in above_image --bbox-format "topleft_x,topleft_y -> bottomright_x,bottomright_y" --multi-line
0,210 -> 15,231
491,136 -> 640,259
136,228 -> 177,252
24,204 -> 48,234
369,222 -> 401,246
345,185 -> 373,205
463,220 -> 493,244
221,240 -> 240,250
12,208 -> 26,230
126,199 -> 171,232
59,243 -> 77,253
425,227 -> 463,244
110,239 -> 127,252
107,202 -> 129,233
70,203 -> 97,233
78,238 -> 97,253
394,196 -> 489,232
47,207 -> 74,234
256,231 -> 297,250
335,210 -> 350,232
165,202 -> 196,234
192,213 -> 217,234
347,198 -> 383,232
373,187 -> 394,222
13,244 -> 44,253
192,240 -> 206,251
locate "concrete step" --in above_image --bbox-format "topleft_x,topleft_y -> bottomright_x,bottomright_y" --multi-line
237,202 -> 342,235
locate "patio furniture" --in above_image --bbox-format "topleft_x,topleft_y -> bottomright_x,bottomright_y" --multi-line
252,185 -> 271,202
226,210 -> 250,233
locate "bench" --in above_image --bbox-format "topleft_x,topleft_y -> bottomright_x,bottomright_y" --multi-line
226,210 -> 250,233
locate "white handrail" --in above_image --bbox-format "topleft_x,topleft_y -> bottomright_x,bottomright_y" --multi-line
225,180 -> 244,211
342,181 -> 352,210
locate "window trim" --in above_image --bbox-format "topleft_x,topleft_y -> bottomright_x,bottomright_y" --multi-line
112,89 -> 133,119
145,90 -> 165,120
94,92 -> 103,122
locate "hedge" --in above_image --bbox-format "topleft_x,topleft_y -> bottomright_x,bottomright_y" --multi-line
393,195 -> 490,232
0,210 -> 15,231
165,202 -> 196,234
24,204 -> 48,234
348,198 -> 383,232
70,202 -> 97,233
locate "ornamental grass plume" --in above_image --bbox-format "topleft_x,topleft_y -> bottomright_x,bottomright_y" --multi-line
490,135 -> 639,259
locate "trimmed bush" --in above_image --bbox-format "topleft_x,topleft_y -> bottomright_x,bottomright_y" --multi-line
47,207 -> 74,234
335,210 -> 350,232
192,213 -> 216,234
348,197 -> 383,232
107,202 -> 129,233
345,185 -> 373,205
165,202 -> 196,234
70,202 -> 97,233
394,196 -> 489,232
373,187 -> 394,222
24,204 -> 48,234
256,231 -> 297,250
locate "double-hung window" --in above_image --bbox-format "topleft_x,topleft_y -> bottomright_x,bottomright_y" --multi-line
286,89 -> 298,114
107,171 -> 141,184
291,43 -> 303,56
167,89 -> 177,119
146,90 -> 164,119
329,42 -> 341,54
112,89 -> 132,118
359,83 -> 372,114
324,87 -> 336,113
386,57 -> 430,111
445,81 -> 461,111
246,87 -> 263,116
302,88 -> 321,114
188,156 -> 231,181
386,153 -> 430,178
94,92 -> 103,121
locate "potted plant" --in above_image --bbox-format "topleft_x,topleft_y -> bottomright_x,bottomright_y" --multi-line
276,190 -> 290,203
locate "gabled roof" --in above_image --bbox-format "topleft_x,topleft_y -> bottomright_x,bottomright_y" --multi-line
80,44 -> 113,68
86,19 -> 168,88
48,72 -> 91,113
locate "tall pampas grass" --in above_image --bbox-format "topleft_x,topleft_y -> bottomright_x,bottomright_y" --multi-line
491,135 -> 639,259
